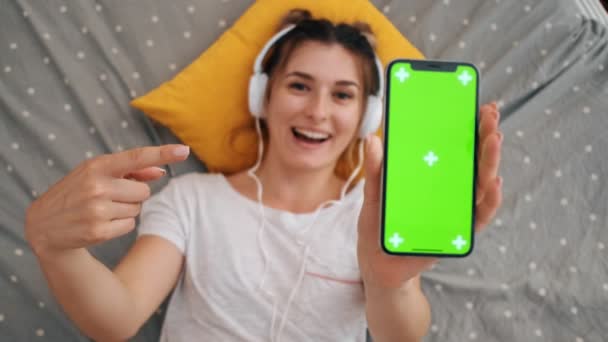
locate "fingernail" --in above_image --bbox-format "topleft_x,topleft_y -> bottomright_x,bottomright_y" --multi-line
173,145 -> 190,157
491,101 -> 498,109
491,110 -> 499,120
153,167 -> 167,175
497,132 -> 504,142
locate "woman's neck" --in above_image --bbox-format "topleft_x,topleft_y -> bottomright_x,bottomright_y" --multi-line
254,155 -> 344,214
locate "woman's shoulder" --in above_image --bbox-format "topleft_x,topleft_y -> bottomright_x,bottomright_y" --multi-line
168,171 -> 219,183
163,172 -> 226,194
223,170 -> 250,190
222,171 -> 258,202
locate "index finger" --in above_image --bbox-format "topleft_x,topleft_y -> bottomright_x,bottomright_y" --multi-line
103,144 -> 190,177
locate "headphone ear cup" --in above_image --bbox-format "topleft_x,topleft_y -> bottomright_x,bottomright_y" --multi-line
359,95 -> 383,137
248,73 -> 268,118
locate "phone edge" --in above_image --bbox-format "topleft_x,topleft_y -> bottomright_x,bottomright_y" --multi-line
378,58 -> 479,258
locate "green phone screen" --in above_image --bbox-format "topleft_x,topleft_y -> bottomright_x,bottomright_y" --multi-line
381,60 -> 478,257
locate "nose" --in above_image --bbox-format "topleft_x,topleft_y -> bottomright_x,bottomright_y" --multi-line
306,91 -> 330,122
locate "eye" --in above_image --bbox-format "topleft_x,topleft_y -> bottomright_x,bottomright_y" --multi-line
334,91 -> 354,100
289,82 -> 309,91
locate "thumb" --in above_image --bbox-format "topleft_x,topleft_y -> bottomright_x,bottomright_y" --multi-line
363,134 -> 383,205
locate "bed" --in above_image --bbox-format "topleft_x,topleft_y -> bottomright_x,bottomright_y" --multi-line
1,0 -> 607,341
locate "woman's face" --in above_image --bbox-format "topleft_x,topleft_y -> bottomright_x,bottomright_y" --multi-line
264,40 -> 365,173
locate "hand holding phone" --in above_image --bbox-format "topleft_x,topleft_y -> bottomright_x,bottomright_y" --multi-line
356,59 -> 502,289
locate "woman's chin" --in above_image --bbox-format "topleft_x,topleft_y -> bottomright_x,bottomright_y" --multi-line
283,156 -> 335,173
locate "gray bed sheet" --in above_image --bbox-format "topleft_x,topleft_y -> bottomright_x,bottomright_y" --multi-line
1,0 -> 607,341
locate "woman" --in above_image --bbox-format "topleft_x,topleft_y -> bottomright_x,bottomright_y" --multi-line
24,9 -> 503,342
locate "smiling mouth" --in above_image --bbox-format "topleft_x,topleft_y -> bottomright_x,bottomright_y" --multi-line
292,127 -> 332,144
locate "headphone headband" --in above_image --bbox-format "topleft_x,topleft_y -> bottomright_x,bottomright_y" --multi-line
253,24 -> 296,74
373,56 -> 385,102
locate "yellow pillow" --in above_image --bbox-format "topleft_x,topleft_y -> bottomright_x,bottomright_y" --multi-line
131,0 -> 424,174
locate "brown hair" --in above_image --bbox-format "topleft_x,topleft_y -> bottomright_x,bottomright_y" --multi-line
230,9 -> 379,180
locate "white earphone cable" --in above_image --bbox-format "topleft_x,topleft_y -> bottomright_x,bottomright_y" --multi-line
273,139 -> 365,341
246,118 -> 367,341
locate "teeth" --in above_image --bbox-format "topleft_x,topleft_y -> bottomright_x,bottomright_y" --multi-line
294,128 -> 330,140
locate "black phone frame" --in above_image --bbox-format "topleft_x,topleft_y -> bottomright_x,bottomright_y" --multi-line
379,58 -> 480,258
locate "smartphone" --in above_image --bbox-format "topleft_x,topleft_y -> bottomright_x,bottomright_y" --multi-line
380,59 -> 479,257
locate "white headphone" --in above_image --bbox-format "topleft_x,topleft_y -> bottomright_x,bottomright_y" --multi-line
248,24 -> 385,138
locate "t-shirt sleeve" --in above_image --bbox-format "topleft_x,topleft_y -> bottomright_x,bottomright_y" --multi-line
137,177 -> 192,254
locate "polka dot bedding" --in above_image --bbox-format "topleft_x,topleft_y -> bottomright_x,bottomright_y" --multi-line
0,1 -> 606,341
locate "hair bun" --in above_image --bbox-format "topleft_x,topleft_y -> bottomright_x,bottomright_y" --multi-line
352,21 -> 377,50
279,9 -> 313,29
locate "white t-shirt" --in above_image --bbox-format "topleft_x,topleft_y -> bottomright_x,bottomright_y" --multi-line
137,172 -> 368,341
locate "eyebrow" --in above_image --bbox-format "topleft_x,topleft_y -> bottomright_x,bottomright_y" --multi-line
285,71 -> 360,88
